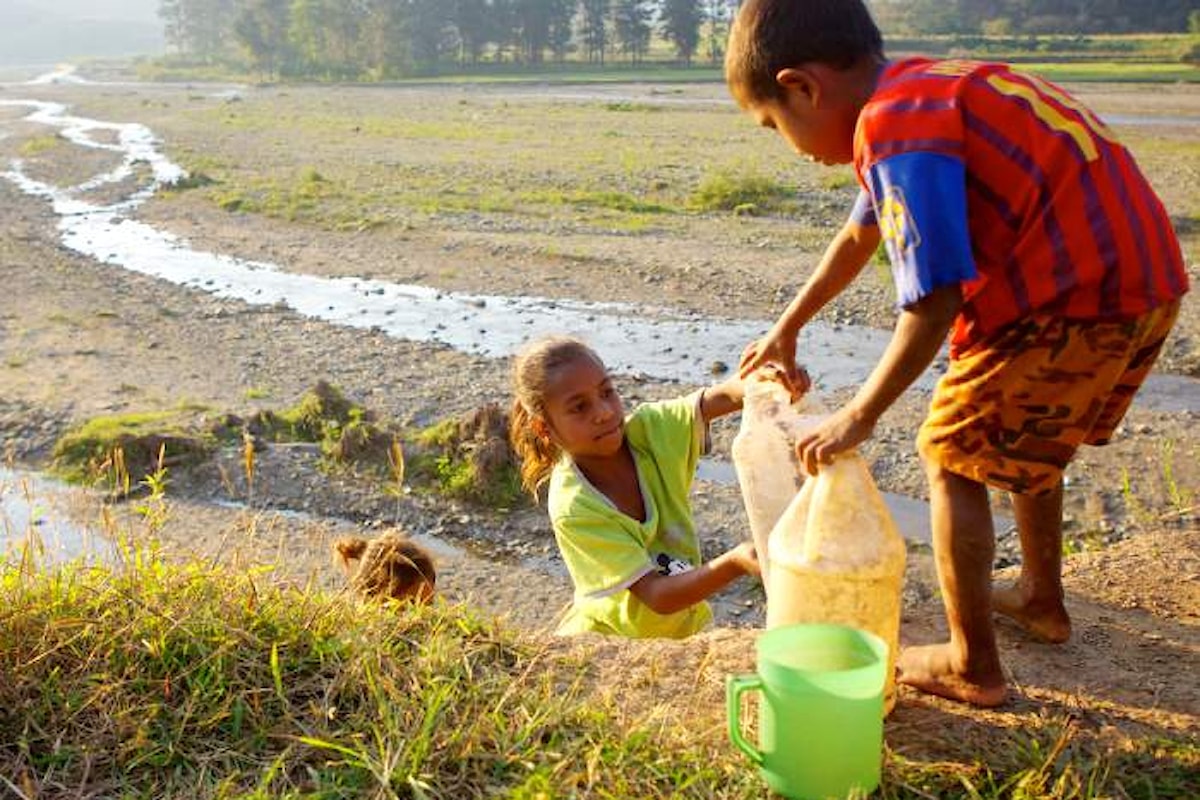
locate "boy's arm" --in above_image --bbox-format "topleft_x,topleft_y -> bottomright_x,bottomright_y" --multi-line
740,220 -> 880,384
796,283 -> 962,474
629,542 -> 758,615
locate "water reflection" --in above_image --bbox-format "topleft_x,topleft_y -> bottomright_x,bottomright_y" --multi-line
0,468 -> 114,566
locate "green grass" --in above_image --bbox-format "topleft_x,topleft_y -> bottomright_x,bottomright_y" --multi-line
3,548 -> 1197,799
0,553 -> 758,799
689,171 -> 797,215
1023,62 -> 1200,83
18,134 -> 62,157
51,408 -> 213,487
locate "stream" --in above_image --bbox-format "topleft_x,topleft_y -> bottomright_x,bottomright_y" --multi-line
2,79 -> 1197,408
0,70 -> 1194,556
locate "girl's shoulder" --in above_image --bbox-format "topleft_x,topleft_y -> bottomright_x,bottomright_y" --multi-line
625,390 -> 703,440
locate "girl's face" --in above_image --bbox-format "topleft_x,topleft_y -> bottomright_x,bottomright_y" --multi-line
540,356 -> 626,459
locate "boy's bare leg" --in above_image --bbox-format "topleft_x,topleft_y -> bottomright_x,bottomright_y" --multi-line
992,479 -> 1072,643
898,461 -> 1008,707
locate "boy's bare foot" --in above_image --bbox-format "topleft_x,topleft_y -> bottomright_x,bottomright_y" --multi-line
992,582 -> 1072,643
896,644 -> 1008,707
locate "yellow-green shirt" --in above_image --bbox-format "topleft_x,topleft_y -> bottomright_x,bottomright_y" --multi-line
549,391 -> 711,638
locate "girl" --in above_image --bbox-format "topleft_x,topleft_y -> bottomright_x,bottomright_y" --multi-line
510,336 -> 759,638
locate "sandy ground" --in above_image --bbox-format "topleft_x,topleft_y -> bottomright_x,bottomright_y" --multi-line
0,69 -> 1197,777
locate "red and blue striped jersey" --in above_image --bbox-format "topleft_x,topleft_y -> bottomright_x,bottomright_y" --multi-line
850,58 -> 1188,354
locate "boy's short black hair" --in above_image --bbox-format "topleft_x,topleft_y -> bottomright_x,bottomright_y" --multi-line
726,0 -> 884,103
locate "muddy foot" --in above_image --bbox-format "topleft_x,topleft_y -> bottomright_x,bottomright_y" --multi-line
992,582 -> 1072,643
897,644 -> 1008,708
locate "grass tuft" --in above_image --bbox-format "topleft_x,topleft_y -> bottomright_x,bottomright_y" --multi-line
0,553 -> 758,799
51,409 -> 213,489
689,172 -> 796,215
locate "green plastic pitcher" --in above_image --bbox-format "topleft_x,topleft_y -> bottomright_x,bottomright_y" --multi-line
727,624 -> 887,800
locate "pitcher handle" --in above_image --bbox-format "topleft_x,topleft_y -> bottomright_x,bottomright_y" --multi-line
726,674 -> 765,766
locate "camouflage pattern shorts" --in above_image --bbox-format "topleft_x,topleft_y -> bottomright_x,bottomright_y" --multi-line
918,300 -> 1181,495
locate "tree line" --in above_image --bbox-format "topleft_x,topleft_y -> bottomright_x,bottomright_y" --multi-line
159,0 -> 739,78
159,0 -> 1197,79
877,0 -> 1196,36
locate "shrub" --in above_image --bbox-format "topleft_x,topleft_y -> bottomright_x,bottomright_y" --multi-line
689,172 -> 794,215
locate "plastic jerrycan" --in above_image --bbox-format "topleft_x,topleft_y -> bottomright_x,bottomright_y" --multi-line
731,376 -> 824,592
727,623 -> 887,800
766,453 -> 907,715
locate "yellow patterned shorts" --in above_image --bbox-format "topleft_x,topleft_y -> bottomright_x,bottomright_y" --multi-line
918,300 -> 1181,495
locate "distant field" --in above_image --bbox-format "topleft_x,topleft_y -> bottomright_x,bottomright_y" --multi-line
137,33 -> 1200,85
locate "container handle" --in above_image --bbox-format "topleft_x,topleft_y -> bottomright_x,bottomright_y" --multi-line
726,674 -> 765,766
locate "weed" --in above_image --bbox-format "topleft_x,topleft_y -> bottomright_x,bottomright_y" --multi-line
165,171 -> 217,191
689,171 -> 795,215
603,101 -> 664,113
51,410 -> 212,488
3,539 -> 1195,798
18,134 -> 61,157
823,171 -> 857,191
407,406 -> 525,509
1158,439 -> 1194,514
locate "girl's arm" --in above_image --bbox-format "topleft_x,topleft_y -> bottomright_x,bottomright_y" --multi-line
699,376 -> 745,423
629,542 -> 758,615
740,221 -> 880,385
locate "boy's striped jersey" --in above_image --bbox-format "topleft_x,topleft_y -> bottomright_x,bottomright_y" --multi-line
851,58 -> 1188,354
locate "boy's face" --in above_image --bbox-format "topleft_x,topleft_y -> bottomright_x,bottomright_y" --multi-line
738,75 -> 856,166
540,356 -> 627,460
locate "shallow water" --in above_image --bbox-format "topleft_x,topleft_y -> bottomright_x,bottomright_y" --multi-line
1,83 -> 1195,408
0,468 -> 114,566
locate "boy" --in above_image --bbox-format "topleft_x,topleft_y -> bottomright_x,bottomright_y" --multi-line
728,0 -> 1188,706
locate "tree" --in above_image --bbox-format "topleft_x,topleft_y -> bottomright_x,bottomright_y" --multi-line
700,0 -> 736,65
159,0 -> 237,62
612,0 -> 652,64
580,0 -> 611,64
513,0 -> 545,62
406,0 -> 456,72
233,0 -> 292,77
289,0 -> 367,77
659,0 -> 703,64
451,0 -> 490,65
545,0 -> 577,63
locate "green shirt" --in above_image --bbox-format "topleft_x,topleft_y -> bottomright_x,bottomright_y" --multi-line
549,391 -> 712,638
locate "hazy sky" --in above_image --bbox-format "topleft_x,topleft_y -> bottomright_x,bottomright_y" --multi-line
48,0 -> 161,23
0,0 -> 164,64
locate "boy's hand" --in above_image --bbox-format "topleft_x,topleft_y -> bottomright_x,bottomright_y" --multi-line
795,403 -> 876,475
726,541 -> 761,577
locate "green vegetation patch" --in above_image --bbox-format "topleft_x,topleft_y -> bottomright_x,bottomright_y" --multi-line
18,134 -> 63,158
209,383 -> 523,507
4,555 -> 1197,798
690,171 -> 798,215
51,408 -> 213,490
0,557 -> 757,798
213,381 -> 401,472
405,403 -> 525,509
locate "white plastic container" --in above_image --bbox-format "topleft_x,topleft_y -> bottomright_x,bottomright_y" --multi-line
730,376 -> 823,591
765,454 -> 907,714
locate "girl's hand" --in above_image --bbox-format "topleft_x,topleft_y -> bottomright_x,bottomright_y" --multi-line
795,403 -> 875,476
740,330 -> 810,399
726,541 -> 761,577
